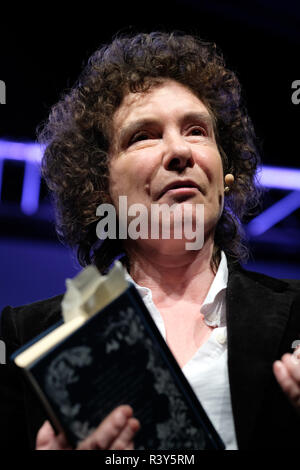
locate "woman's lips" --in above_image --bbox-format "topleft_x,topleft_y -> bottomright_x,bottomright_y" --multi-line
163,186 -> 199,195
159,186 -> 201,202
158,180 -> 202,200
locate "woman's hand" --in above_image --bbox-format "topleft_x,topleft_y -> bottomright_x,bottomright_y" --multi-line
36,405 -> 140,450
77,405 -> 140,450
273,351 -> 300,416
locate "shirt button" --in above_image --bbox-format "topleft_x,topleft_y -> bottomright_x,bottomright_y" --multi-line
216,329 -> 227,345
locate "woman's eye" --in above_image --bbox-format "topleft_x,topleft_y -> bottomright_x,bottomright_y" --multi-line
189,127 -> 207,136
129,133 -> 151,145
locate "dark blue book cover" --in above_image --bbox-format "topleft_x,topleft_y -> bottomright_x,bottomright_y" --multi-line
13,283 -> 225,450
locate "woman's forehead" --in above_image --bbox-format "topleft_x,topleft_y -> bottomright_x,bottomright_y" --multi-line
113,80 -> 212,131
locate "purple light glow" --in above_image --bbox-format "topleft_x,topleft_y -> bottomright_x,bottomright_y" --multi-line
0,159 -> 3,201
0,139 -> 44,164
21,162 -> 41,215
257,165 -> 300,191
247,190 -> 300,236
0,140 -> 44,214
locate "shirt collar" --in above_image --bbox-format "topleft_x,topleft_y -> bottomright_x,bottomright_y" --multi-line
200,251 -> 228,327
124,269 -> 153,300
124,250 -> 228,327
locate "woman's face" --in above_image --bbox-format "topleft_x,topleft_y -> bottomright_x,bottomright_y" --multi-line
108,79 -> 225,253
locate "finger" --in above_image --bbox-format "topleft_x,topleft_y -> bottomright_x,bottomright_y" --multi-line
77,405 -> 133,450
273,360 -> 300,404
36,421 -> 72,450
281,353 -> 300,383
109,417 -> 140,450
36,420 -> 55,448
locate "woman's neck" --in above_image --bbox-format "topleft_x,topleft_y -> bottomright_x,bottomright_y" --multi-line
126,238 -> 218,307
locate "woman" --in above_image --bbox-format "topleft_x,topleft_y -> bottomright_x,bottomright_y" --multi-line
1,32 -> 300,450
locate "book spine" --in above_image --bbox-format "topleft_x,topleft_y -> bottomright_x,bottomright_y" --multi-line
21,366 -> 71,446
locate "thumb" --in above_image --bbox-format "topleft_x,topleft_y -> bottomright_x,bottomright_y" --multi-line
36,420 -> 55,449
36,420 -> 72,450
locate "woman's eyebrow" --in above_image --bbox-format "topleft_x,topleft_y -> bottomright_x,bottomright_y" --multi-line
181,112 -> 214,129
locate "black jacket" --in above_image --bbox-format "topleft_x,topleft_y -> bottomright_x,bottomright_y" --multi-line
1,264 -> 300,450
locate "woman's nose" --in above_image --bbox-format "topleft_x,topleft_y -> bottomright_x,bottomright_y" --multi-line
162,133 -> 195,172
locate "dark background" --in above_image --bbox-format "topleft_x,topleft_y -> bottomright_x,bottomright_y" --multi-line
0,1 -> 299,311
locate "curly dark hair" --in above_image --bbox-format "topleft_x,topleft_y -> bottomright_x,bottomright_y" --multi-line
38,31 -> 262,274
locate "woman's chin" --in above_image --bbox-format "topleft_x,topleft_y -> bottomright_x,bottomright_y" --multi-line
129,236 -> 203,256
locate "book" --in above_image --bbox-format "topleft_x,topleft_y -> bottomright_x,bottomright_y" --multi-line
12,262 -> 225,450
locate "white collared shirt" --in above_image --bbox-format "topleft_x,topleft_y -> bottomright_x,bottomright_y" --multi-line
125,251 -> 238,450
